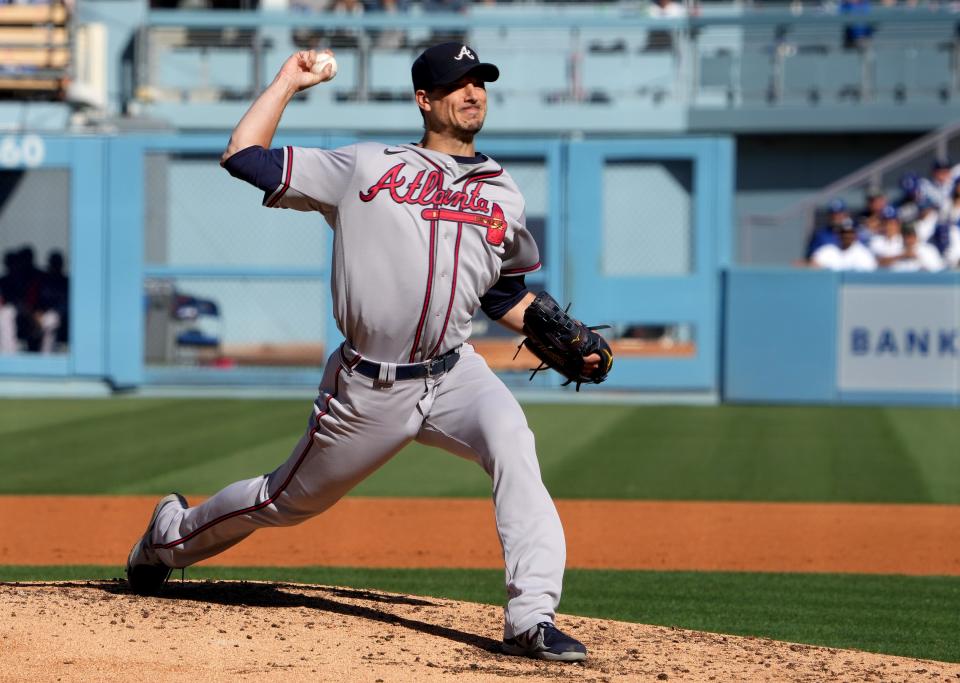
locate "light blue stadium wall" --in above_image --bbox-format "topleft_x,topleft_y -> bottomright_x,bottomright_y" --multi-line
0,133 -> 734,393
2,4 -> 958,401
725,269 -> 960,406
1,133 -> 957,405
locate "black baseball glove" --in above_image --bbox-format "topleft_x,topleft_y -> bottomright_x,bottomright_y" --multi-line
518,291 -> 613,390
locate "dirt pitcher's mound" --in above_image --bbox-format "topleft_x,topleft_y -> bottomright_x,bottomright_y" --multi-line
1,582 -> 957,682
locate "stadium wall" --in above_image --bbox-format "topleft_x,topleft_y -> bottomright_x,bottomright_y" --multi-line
1,132 -> 957,404
725,269 -> 960,405
0,132 -> 735,395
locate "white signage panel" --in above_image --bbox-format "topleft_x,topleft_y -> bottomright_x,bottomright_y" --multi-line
838,285 -> 960,392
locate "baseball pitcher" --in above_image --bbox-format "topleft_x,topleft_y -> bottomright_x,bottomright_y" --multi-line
126,42 -> 613,662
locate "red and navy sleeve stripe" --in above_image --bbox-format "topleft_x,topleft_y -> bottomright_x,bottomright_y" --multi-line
265,146 -> 294,207
501,261 -> 541,276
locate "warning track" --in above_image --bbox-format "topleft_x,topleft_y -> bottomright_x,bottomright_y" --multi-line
2,496 -> 958,575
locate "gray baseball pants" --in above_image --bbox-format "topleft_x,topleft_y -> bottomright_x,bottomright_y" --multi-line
149,344 -> 566,639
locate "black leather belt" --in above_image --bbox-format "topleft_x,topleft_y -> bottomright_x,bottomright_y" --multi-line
354,347 -> 460,381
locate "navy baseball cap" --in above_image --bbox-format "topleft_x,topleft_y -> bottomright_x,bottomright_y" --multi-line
933,158 -> 952,171
881,205 -> 898,220
900,172 -> 919,192
412,43 -> 499,91
827,198 -> 847,213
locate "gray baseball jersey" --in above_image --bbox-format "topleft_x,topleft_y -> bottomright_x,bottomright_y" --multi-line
145,141 -> 568,641
266,142 -> 541,362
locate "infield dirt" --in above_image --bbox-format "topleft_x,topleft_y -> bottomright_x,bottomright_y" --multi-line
4,497 -> 960,680
3,581 -> 959,682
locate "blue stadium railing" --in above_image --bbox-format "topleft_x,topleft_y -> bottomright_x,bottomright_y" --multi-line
119,6 -> 960,133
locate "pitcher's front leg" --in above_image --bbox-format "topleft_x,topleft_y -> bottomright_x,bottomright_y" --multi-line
415,349 -> 565,640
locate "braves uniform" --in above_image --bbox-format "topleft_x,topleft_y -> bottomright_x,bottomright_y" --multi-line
143,138 -> 567,640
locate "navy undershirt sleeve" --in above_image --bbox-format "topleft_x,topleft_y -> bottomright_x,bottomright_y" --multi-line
480,275 -> 528,320
222,145 -> 284,193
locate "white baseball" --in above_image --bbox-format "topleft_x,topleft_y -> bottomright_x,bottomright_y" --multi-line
310,53 -> 338,80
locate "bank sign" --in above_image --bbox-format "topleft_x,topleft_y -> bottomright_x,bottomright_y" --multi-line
838,285 -> 960,393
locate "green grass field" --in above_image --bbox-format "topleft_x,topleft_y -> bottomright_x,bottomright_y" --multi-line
1,399 -> 958,502
2,398 -> 959,662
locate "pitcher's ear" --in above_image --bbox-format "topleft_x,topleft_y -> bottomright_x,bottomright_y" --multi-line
415,89 -> 432,113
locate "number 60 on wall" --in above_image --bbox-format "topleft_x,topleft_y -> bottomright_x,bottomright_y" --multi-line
0,135 -> 45,168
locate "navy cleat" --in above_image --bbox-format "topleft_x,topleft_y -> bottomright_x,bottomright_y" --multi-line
502,621 -> 587,662
125,493 -> 188,596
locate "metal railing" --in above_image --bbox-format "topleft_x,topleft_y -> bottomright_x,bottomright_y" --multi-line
127,6 -> 960,109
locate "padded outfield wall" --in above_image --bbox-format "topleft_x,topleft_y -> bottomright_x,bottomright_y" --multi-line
0,132 -> 956,404
0,132 -> 732,396
725,270 -> 960,406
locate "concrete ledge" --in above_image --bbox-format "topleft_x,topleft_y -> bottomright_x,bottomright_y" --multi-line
0,378 -> 112,398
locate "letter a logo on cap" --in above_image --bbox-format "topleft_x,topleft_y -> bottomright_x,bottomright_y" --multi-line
454,46 -> 475,61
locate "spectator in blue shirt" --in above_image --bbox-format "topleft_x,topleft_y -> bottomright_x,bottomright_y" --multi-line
895,172 -> 923,223
856,188 -> 887,237
805,198 -> 848,259
840,0 -> 874,50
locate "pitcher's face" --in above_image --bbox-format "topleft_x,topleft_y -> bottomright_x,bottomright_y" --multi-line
420,74 -> 488,139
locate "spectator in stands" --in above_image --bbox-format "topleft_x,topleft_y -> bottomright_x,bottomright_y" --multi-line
928,180 -> 960,259
805,198 -> 848,258
0,245 -> 68,354
939,182 -> 960,267
0,251 -> 17,355
840,0 -> 874,50
913,198 -> 939,244
649,0 -> 686,18
919,158 -> 960,223
946,179 -> 960,226
36,250 -> 68,351
856,188 -> 887,236
644,0 -> 685,52
895,171 -> 923,223
810,219 -> 877,271
12,247 -> 45,352
888,223 -> 944,272
869,204 -> 903,263
943,222 -> 960,269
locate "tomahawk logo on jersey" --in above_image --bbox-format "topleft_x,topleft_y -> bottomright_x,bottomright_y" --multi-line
224,141 -> 540,362
359,162 -> 507,246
